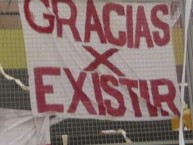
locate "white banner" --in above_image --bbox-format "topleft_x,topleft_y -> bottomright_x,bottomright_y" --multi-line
0,108 -> 50,145
19,0 -> 181,120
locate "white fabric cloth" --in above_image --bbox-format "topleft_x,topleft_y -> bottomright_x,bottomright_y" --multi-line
0,108 -> 50,145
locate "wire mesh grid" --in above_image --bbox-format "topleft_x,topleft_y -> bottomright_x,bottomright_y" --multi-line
0,0 -> 193,145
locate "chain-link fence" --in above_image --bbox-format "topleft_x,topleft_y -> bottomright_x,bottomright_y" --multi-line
0,0 -> 193,145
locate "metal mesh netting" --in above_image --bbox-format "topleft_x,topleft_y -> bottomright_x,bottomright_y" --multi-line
0,0 -> 193,145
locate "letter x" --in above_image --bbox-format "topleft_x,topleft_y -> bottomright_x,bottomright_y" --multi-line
83,45 -> 125,76
64,68 -> 97,115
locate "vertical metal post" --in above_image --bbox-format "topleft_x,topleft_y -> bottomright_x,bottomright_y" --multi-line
186,7 -> 193,129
